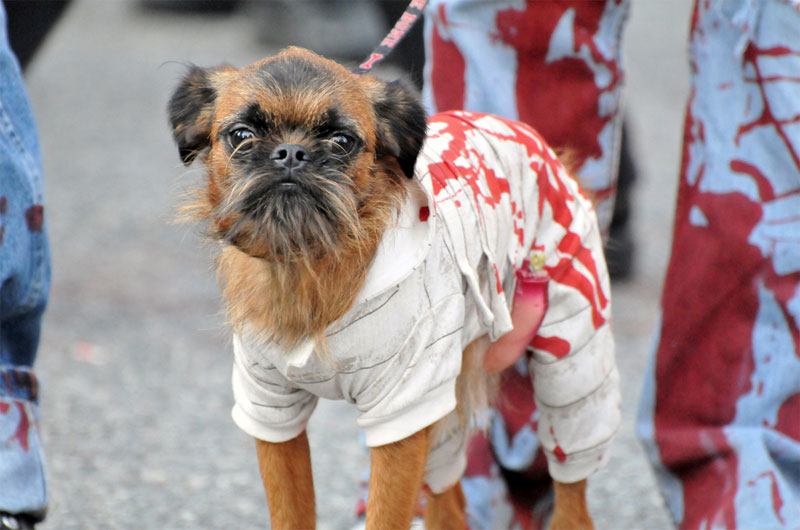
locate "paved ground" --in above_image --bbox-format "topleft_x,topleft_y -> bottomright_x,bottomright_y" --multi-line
24,1 -> 693,528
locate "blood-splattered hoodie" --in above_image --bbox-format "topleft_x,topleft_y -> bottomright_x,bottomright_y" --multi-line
231,111 -> 620,493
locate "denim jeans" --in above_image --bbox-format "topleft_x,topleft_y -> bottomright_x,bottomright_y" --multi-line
637,0 -> 800,527
0,1 -> 50,519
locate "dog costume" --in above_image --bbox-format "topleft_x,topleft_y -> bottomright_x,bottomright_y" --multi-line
231,111 -> 620,493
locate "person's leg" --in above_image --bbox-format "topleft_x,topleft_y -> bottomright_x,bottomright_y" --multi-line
0,2 -> 51,523
637,0 -> 800,527
423,2 -> 629,526
460,357 -> 554,530
422,0 -> 630,234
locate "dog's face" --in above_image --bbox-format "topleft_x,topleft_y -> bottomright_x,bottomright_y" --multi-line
169,47 -> 427,261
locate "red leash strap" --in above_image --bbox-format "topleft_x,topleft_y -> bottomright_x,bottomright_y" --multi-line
355,0 -> 428,74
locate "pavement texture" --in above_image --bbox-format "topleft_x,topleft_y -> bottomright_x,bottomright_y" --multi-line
24,1 -> 693,528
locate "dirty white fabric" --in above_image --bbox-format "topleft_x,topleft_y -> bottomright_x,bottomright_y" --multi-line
231,111 -> 620,491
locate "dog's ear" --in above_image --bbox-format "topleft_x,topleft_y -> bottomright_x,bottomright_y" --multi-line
168,65 -> 227,165
371,79 -> 427,179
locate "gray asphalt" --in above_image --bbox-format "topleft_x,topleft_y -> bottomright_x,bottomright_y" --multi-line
25,1 -> 692,528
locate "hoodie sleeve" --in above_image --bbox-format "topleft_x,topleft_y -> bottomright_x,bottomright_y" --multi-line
528,152 -> 621,483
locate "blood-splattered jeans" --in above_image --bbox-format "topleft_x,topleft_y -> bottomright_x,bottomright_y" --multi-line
422,0 -> 629,236
637,0 -> 800,528
0,2 -> 50,519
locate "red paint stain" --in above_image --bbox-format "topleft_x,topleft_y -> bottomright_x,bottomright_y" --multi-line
775,392 -> 800,440
430,5 -> 465,112
0,401 -> 30,452
427,112 -> 609,329
493,263 -> 503,294
549,426 -> 567,463
418,206 -> 430,222
25,204 -> 44,232
464,431 -> 494,477
532,335 -> 570,359
550,232 -> 608,329
495,362 -> 537,435
494,2 -> 620,172
747,471 -> 785,525
730,160 -> 776,202
737,44 -> 800,170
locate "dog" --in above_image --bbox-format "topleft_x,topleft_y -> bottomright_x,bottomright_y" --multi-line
168,47 -> 620,529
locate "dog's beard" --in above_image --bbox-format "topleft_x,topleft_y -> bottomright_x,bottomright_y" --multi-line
213,163 -> 407,347
217,167 -> 363,263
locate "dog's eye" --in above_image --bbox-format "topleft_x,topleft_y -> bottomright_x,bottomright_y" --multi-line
229,127 -> 256,153
330,133 -> 357,155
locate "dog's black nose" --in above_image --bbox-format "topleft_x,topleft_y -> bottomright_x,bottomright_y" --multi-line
271,144 -> 309,171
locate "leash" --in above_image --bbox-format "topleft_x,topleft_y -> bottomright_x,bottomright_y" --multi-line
355,0 -> 428,74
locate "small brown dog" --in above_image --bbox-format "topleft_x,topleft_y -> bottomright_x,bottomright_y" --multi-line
169,47 -> 618,529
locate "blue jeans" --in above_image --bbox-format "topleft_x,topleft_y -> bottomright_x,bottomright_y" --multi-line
0,1 -> 50,519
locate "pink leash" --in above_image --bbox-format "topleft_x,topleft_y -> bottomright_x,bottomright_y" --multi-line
355,0 -> 428,74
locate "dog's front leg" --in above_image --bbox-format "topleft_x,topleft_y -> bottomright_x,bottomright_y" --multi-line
255,431 -> 315,529
550,479 -> 593,530
366,427 -> 429,529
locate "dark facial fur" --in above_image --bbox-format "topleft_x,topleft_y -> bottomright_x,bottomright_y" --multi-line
168,47 -> 427,263
168,47 -> 427,344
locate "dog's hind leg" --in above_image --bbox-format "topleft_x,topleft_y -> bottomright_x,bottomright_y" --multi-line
255,431 -> 316,529
366,427 -> 429,529
424,482 -> 467,530
550,479 -> 593,530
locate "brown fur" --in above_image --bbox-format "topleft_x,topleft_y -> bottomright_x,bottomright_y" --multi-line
169,46 -> 593,528
552,480 -> 594,530
425,484 -> 467,530
255,433 -> 316,528
170,48 -> 419,347
367,427 -> 430,529
215,171 -> 404,347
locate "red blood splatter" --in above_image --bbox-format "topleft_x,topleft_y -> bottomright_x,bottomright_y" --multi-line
730,160 -> 776,202
427,112 -> 610,335
494,2 -> 620,172
0,225 -> 4,245
775,392 -> 800,440
747,471 -> 785,525
0,401 -> 30,451
493,263 -> 503,294
418,206 -> 429,222
531,335 -> 570,360
430,5 -> 465,112
549,426 -> 567,463
738,44 -> 800,170
495,364 -> 537,435
464,431 -> 494,477
551,232 -> 609,328
25,204 -> 44,232
0,196 -> 7,214
764,270 -> 800,360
